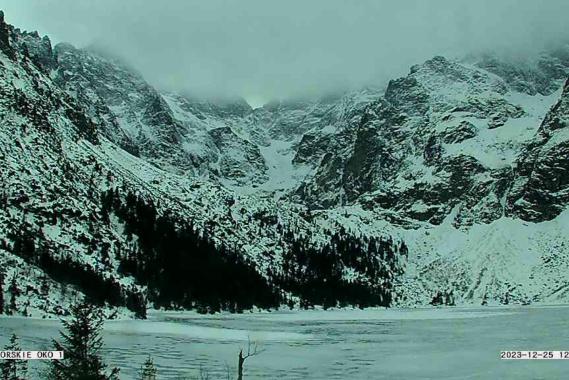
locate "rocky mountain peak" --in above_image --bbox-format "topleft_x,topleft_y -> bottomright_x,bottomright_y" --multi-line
540,77 -> 569,134
172,93 -> 252,119
13,29 -> 55,72
475,51 -> 569,96
385,76 -> 429,116
0,10 -> 15,60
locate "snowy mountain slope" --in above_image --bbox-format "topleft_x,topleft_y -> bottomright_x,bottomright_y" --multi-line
160,93 -> 270,185
49,38 -> 386,193
0,13 -> 407,316
237,88 -> 383,195
53,42 -> 273,186
1,10 -> 569,314
295,55 -> 569,226
396,208 -> 569,306
308,203 -> 569,307
506,77 -> 569,221
53,42 -> 203,174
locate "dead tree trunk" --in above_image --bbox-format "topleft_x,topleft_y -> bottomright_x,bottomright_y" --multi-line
237,349 -> 245,380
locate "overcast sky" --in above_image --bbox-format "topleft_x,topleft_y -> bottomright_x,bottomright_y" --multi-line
2,0 -> 569,106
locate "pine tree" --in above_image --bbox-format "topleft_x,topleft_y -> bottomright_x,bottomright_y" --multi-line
0,271 -> 4,315
7,275 -> 19,315
40,276 -> 50,298
138,356 -> 157,380
0,334 -> 27,380
49,301 -> 119,380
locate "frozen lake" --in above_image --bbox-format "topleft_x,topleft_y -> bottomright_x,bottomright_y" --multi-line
1,306 -> 569,379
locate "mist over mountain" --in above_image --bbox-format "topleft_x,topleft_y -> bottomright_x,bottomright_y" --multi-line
4,0 -> 569,104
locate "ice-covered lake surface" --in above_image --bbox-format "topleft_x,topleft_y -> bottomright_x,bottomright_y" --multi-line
2,305 -> 569,379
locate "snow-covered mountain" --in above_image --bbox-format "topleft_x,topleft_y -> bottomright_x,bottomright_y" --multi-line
1,11 -> 569,317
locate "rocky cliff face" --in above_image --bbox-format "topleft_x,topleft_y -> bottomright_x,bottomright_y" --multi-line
507,78 -> 569,221
52,43 -> 192,168
293,54 -> 569,229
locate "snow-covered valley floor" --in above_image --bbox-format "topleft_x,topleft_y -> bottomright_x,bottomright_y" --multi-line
2,306 -> 569,379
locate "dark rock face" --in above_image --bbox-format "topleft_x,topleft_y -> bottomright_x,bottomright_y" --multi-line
15,32 -> 56,72
507,79 -> 569,221
141,93 -> 181,144
292,132 -> 332,165
51,43 -> 201,172
379,154 -> 489,225
476,53 -> 569,96
441,121 -> 477,144
540,80 -> 569,133
385,77 -> 430,116
291,94 -> 408,209
423,134 -> 443,164
283,88 -> 380,163
0,11 -> 15,60
295,152 -> 347,208
343,100 -> 407,201
452,97 -> 525,129
509,141 -> 569,221
292,125 -> 359,208
208,127 -> 268,183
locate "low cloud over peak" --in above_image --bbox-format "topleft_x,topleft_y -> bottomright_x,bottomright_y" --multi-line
4,0 -> 569,102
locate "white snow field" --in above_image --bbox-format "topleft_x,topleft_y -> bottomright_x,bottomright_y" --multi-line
2,306 -> 569,379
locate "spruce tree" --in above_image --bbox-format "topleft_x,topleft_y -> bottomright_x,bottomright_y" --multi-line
0,334 -> 27,380
49,301 -> 119,380
138,356 -> 157,380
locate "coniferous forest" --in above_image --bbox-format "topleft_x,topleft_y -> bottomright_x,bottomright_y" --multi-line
101,189 -> 282,313
271,229 -> 407,309
100,188 -> 407,313
3,185 -> 407,317
6,219 -> 148,318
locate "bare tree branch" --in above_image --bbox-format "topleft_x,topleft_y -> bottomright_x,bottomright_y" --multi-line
237,336 -> 264,380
